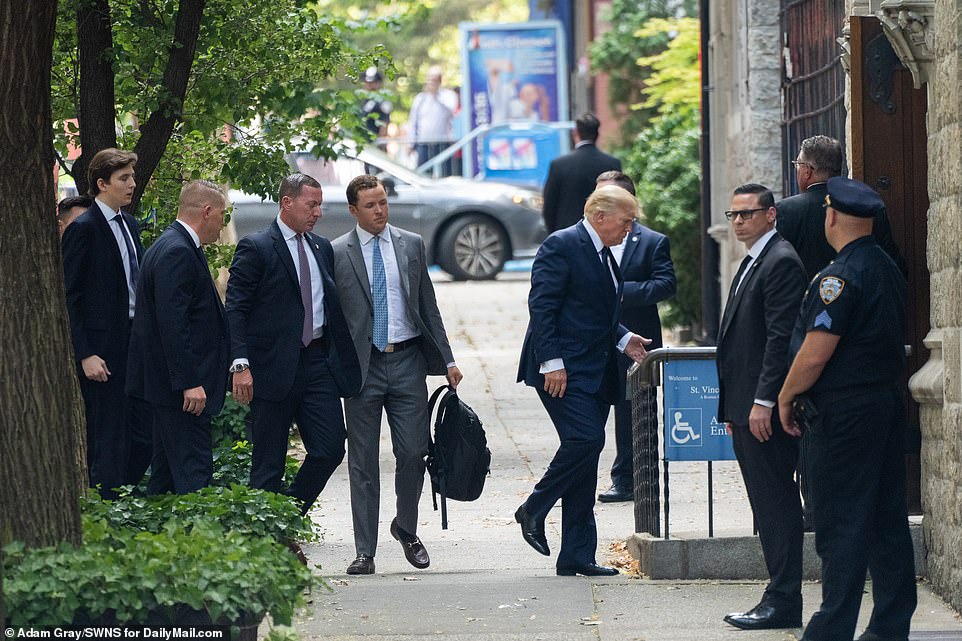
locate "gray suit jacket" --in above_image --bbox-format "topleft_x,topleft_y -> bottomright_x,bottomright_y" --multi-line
332,225 -> 454,389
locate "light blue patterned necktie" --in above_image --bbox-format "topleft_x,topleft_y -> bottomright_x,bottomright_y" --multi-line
372,235 -> 388,351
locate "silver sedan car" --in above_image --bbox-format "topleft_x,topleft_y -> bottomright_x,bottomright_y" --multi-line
229,146 -> 546,280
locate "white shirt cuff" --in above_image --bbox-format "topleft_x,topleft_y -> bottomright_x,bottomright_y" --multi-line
753,399 -> 775,408
231,358 -> 250,370
616,332 -> 635,353
539,358 -> 564,374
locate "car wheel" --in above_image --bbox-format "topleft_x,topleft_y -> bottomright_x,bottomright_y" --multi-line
438,215 -> 509,280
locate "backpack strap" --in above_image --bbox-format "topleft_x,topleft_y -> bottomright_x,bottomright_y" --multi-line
426,385 -> 455,529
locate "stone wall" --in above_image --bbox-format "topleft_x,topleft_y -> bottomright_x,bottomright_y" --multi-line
707,0 -> 782,290
916,0 -> 962,614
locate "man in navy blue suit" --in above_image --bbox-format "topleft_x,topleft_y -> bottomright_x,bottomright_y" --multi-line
126,180 -> 231,494
593,171 -> 676,503
226,173 -> 361,514
516,185 -> 651,576
62,148 -> 152,496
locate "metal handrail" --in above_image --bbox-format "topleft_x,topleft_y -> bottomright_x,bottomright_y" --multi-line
628,346 -> 718,392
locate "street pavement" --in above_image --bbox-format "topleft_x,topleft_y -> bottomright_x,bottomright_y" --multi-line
294,272 -> 962,641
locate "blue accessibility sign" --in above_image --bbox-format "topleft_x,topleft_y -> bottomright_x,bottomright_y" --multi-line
663,359 -> 735,461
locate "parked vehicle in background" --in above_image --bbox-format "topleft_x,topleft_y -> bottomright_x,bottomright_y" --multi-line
229,145 -> 546,280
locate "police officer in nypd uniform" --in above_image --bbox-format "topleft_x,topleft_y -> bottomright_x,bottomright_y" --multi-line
777,177 -> 917,641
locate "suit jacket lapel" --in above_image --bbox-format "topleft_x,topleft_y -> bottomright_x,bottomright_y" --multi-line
621,222 -> 642,268
390,227 -> 412,300
91,202 -> 126,274
270,221 -> 299,290
576,221 -> 618,310
719,233 -> 780,340
344,230 -> 373,309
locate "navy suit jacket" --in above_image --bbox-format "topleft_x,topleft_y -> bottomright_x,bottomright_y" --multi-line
62,202 -> 144,372
619,221 -> 675,350
126,223 -> 230,416
542,143 -> 621,233
517,221 -> 627,405
225,220 -> 361,401
716,233 -> 806,426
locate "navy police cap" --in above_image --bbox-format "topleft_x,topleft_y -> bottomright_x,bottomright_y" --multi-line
825,176 -> 884,218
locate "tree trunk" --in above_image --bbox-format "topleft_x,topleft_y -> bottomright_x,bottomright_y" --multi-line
0,0 -> 85,562
74,0 -> 118,196
131,0 -> 207,214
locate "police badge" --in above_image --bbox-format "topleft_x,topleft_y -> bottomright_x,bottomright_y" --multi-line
819,276 -> 845,304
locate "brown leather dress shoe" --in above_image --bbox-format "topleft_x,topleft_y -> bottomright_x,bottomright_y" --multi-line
390,518 -> 430,569
346,555 -> 375,575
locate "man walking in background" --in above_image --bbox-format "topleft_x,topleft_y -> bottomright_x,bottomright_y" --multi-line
127,180 -> 231,494
333,175 -> 462,576
542,112 -> 621,233
717,184 -> 807,630
409,65 -> 457,174
592,171 -> 676,503
62,148 -> 152,496
226,173 -> 361,514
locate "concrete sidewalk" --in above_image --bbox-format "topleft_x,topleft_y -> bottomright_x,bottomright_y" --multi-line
295,274 -> 962,640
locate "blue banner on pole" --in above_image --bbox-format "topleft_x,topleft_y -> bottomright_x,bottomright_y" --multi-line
663,360 -> 735,461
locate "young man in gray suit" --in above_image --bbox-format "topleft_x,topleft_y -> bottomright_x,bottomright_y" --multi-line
333,175 -> 463,576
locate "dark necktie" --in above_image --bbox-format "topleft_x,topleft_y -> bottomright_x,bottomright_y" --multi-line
601,246 -> 621,297
296,234 -> 313,347
112,214 -> 140,290
372,235 -> 389,351
731,254 -> 753,299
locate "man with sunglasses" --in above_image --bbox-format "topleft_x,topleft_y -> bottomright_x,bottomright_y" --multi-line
717,184 -> 807,631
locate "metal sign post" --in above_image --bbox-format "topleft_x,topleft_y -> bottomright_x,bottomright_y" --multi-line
628,347 -> 736,539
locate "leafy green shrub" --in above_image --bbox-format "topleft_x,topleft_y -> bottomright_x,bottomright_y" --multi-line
3,520 -> 313,626
81,485 -> 317,544
211,393 -> 250,446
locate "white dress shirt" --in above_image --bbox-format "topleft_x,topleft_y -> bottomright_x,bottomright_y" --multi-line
96,198 -> 137,319
355,224 -> 419,343
277,216 -> 326,340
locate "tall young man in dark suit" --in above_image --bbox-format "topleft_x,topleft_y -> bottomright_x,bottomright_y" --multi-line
225,173 -> 361,514
62,148 -> 152,496
333,175 -> 463,576
542,112 -> 621,233
126,180 -> 230,494
593,171 -> 676,502
516,186 -> 650,576
717,184 -> 807,630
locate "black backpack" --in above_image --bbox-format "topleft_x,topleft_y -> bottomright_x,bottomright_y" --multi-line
424,385 -> 491,529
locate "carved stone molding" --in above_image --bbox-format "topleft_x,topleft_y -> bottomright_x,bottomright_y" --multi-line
909,329 -> 946,406
870,0 -> 935,88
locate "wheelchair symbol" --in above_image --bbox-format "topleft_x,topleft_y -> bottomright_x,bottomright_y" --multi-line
670,410 -> 702,445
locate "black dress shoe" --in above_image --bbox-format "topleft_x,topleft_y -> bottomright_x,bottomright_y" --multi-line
856,630 -> 908,641
598,485 -> 633,503
723,602 -> 801,630
390,518 -> 430,569
515,505 -> 550,556
346,555 -> 375,575
556,563 -> 619,577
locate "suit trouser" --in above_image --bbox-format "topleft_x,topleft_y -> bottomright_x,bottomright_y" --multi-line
346,346 -> 429,557
525,388 -> 609,568
611,384 -> 657,489
730,420 -> 803,610
80,371 -> 152,497
802,388 -> 916,641
249,338 -> 346,513
147,404 -> 213,495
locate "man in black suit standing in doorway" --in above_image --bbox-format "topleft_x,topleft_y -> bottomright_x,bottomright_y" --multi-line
717,184 -> 807,630
127,180 -> 231,494
542,112 -> 621,233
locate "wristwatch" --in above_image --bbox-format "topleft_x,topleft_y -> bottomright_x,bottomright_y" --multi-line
229,363 -> 250,373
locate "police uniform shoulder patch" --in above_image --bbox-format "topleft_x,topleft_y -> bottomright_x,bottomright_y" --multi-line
819,276 -> 845,304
